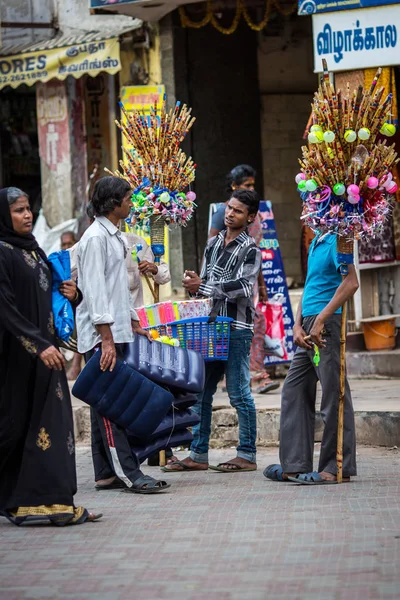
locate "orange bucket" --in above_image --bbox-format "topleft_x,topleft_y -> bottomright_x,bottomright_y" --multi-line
362,317 -> 397,351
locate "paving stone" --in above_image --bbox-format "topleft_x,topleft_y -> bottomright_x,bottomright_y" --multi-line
0,446 -> 399,600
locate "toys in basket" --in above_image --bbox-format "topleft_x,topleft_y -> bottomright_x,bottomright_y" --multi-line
148,317 -> 233,362
136,299 -> 213,328
297,60 -> 399,242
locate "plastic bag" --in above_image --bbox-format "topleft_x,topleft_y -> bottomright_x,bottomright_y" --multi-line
257,294 -> 288,360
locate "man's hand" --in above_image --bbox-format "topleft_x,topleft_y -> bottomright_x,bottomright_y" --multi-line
39,346 -> 66,370
59,280 -> 77,301
259,286 -> 268,303
309,318 -> 326,348
100,338 -> 116,372
293,324 -> 313,350
183,271 -> 202,295
132,320 -> 153,342
138,261 -> 158,276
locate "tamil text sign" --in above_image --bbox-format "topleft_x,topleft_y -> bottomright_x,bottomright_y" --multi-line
299,0 -> 399,16
0,38 -> 120,91
313,4 -> 400,71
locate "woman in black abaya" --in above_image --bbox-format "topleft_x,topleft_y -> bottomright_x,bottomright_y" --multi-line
0,187 -> 100,526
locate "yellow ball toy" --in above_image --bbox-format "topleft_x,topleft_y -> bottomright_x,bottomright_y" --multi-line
380,123 -> 396,137
344,129 -> 357,143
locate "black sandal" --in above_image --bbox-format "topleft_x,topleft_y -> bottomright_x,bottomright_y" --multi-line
122,475 -> 171,494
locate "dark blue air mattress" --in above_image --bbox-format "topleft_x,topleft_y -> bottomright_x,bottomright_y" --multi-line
72,352 -> 174,437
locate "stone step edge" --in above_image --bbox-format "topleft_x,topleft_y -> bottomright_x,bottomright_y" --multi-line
73,405 -> 400,448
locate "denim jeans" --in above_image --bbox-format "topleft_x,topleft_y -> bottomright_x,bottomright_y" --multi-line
190,328 -> 257,464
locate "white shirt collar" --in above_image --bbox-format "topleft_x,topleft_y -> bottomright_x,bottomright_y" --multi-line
97,216 -> 119,236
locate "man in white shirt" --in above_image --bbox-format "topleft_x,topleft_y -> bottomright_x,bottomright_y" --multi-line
76,176 -> 170,494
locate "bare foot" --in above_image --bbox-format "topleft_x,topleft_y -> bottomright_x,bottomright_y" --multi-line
167,455 -> 179,465
96,476 -> 115,485
161,457 -> 208,471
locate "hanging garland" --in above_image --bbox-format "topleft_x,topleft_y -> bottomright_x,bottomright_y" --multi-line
179,0 -> 298,35
241,0 -> 272,32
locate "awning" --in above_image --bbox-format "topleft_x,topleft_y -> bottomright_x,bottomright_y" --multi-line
89,0 -> 201,23
0,26 -> 140,91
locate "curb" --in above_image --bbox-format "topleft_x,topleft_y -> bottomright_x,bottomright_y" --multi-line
73,405 -> 400,448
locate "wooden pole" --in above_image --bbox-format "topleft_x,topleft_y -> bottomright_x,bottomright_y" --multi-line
336,236 -> 354,483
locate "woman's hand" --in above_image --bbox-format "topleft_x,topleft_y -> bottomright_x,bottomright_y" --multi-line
39,346 -> 66,370
59,280 -> 78,302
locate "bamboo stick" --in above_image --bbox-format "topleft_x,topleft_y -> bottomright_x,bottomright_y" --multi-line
336,236 -> 354,484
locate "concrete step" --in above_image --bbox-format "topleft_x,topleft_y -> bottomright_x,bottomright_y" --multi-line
347,348 -> 400,377
71,378 -> 400,448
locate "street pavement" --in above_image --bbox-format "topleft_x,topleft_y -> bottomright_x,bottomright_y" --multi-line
1,446 -> 399,600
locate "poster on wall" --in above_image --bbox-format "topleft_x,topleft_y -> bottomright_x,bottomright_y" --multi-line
259,201 -> 295,366
312,4 -> 400,72
298,0 -> 398,15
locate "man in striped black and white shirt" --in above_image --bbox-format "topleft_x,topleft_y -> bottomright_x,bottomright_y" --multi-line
162,189 -> 262,474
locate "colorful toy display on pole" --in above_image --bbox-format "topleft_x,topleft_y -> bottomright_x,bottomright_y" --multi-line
106,93 -> 197,303
297,59 -> 398,483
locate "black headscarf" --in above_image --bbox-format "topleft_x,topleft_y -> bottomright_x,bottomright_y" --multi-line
0,187 -> 50,268
0,187 -> 40,251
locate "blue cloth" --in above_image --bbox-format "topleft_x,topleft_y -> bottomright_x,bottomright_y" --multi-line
47,250 -> 74,341
210,202 -> 226,232
190,329 -> 256,464
302,233 -> 342,317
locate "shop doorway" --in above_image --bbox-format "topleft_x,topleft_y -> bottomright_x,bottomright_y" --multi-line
0,86 -> 42,221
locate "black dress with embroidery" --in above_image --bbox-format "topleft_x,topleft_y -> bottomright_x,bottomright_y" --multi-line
0,242 -> 77,511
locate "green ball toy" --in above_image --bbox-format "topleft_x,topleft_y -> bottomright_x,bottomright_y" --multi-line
298,180 -> 307,192
333,183 -> 345,195
323,130 -> 335,143
305,179 -> 318,192
310,124 -> 323,133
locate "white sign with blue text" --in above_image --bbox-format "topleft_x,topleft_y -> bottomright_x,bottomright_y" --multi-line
312,4 -> 400,72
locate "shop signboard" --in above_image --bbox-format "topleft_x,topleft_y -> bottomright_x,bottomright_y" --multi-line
299,0 -> 399,16
0,38 -> 121,92
312,4 -> 400,71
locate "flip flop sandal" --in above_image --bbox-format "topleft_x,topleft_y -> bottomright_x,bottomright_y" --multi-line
160,460 -> 208,472
95,478 -> 126,491
209,462 -> 257,473
287,472 -> 339,485
122,475 -> 171,494
255,381 -> 280,394
263,464 -> 286,481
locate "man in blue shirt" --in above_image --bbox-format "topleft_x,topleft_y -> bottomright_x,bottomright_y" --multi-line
264,232 -> 359,485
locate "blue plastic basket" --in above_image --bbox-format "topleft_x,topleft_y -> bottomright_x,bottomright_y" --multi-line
147,317 -> 233,361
